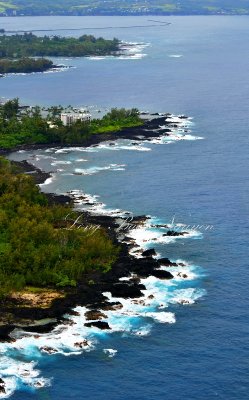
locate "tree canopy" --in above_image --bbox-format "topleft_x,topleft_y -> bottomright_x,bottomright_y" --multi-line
0,33 -> 120,58
0,157 -> 118,298
0,57 -> 53,74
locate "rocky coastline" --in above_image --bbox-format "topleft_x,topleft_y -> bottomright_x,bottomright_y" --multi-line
0,114 -> 189,343
0,63 -> 70,79
0,113 -> 188,156
0,192 -> 182,341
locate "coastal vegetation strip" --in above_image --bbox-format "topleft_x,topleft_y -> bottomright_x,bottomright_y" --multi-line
0,57 -> 54,74
0,156 -> 119,299
0,33 -> 120,58
0,99 -> 143,149
0,0 -> 248,16
0,33 -> 121,74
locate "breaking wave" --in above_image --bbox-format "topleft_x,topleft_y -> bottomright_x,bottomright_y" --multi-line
74,163 -> 126,175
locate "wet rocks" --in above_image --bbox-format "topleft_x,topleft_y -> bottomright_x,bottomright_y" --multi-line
152,270 -> 174,280
74,340 -> 89,348
85,310 -> 107,321
142,248 -> 156,257
158,258 -> 178,267
21,321 -> 59,334
84,321 -> 111,330
177,299 -> 191,304
45,193 -> 72,206
98,302 -> 123,311
129,276 -> 141,284
11,160 -> 51,185
130,215 -> 148,224
68,310 -> 81,317
109,283 -> 146,298
132,299 -> 146,306
163,230 -> 187,236
130,257 -> 160,278
33,381 -> 43,388
0,378 -> 5,394
40,346 -> 58,354
177,272 -> 188,279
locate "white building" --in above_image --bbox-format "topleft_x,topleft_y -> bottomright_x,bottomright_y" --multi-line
61,111 -> 91,126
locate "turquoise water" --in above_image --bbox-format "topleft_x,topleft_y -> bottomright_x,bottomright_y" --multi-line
2,15 -> 249,399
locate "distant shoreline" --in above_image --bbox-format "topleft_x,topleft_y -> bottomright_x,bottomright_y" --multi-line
1,12 -> 248,18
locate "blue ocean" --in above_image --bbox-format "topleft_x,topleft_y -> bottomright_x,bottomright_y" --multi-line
1,15 -> 249,400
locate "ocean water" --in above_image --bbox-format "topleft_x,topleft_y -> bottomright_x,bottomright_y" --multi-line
2,15 -> 249,400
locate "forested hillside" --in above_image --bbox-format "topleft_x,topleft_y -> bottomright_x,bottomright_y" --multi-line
0,157 -> 118,298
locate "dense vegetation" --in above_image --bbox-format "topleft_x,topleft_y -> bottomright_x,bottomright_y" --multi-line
0,57 -> 53,74
0,33 -> 120,75
0,99 -> 142,149
0,157 -> 118,298
0,101 -> 139,298
0,0 -> 248,16
0,33 -> 120,58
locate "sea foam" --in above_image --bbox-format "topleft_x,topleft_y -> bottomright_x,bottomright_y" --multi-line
2,113 -> 207,399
